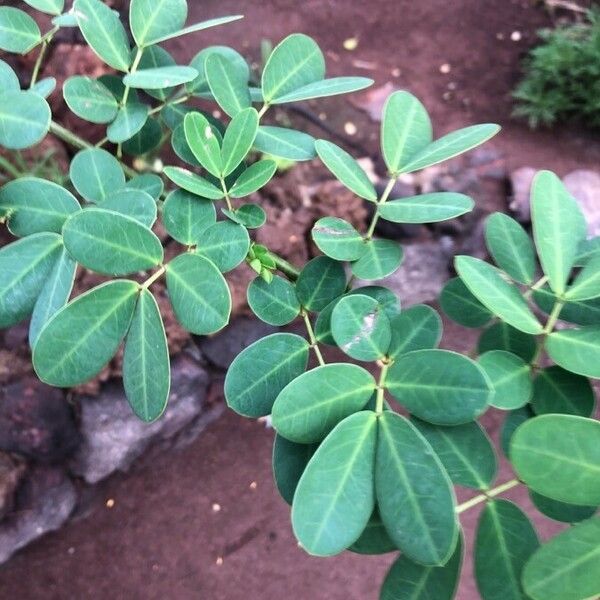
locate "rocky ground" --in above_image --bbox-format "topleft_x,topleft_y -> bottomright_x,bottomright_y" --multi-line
1,0 -> 600,598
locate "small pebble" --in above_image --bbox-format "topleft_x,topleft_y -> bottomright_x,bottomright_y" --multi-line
344,122 -> 357,136
249,481 -> 257,490
67,547 -> 75,555
106,498 -> 115,508
439,63 -> 451,74
343,37 -> 358,51
216,557 -> 224,566
212,503 -> 221,513
511,30 -> 522,42
391,67 -> 401,77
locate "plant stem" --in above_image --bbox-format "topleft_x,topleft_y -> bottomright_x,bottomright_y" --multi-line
0,155 -> 21,179
301,309 -> 325,366
544,298 -> 564,334
456,479 -> 521,514
219,178 -> 234,211
141,265 -> 166,289
375,360 -> 390,415
30,26 -> 58,87
148,94 -> 190,116
365,176 -> 397,240
258,104 -> 270,119
49,121 -> 138,178
267,252 -> 301,280
122,47 -> 143,107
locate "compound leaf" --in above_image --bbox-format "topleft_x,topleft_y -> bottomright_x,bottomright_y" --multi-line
107,103 -> 149,143
163,166 -> 224,200
63,76 -> 119,124
123,66 -> 197,89
69,148 -> 125,203
206,53 -> 251,117
379,193 -> 474,224
247,275 -> 300,326
296,256 -> 346,312
129,0 -> 187,47
184,112 -> 222,177
272,76 -> 372,104
195,221 -> 249,273
387,304 -> 442,358
478,350 -> 532,410
440,277 -> 493,329
221,107 -> 259,176
229,160 -> 277,197
254,126 -> 316,161
0,7 -> 40,54
545,326 -> 600,378
312,217 -> 366,262
100,188 -> 157,228
0,90 -> 50,150
162,189 -> 216,245
531,366 -> 595,417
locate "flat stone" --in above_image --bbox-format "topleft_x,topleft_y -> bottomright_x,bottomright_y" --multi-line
0,466 -> 76,564
563,170 -> 600,237
355,240 -> 453,306
0,378 -> 80,463
71,352 -> 216,484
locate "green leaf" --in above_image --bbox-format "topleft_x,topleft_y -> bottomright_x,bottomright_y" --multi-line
225,333 -> 309,417
566,254 -> 600,301
523,517 -> 600,600
23,0 -> 64,16
0,177 -> 80,237
187,46 -> 249,96
52,12 -> 78,27
222,204 -> 265,229
262,34 -> 325,104
166,253 -> 231,335
412,418 -> 497,490
531,170 -> 586,295
63,76 -> 119,124
122,118 -> 162,156
376,411 -> 458,565
455,256 -> 543,334
387,349 -> 492,425
171,125 -> 201,167
70,148 -> 125,203
99,188 -> 157,228
162,189 -> 215,245
388,304 -> 442,358
254,126 -> 316,161
107,103 -> 149,143
0,7 -> 40,54
272,364 -> 375,443
546,326 -> 600,378
29,247 -> 76,347
331,294 -> 391,361
129,0 -> 186,47
440,276 -> 493,328
0,233 -> 62,328
351,239 -> 403,280
314,139 -> 376,201
138,45 -> 178,101
138,15 -> 243,46
229,160 -> 277,197
381,91 -> 432,175
500,406 -> 533,459
63,208 -> 163,275
247,275 -> 300,326
379,193 -> 474,224
163,166 -> 224,200
478,350 -> 532,410
206,53 -> 251,117
74,0 -> 130,72
272,76 -> 373,104
0,60 -> 19,91
485,212 -> 536,285
531,366 -> 595,417
575,236 -> 600,266
296,256 -> 346,311
221,108 -> 259,176
379,534 -> 463,600
183,112 -> 222,177
195,221 -> 249,273
0,90 -> 50,150
474,499 -> 539,600
478,322 -> 537,362
127,173 -> 163,200
292,411 -> 377,556
312,217 -> 366,261
123,66 -> 198,89
401,124 -> 500,174
350,508 -> 397,555
529,491 -> 597,524
123,289 -> 170,422
272,434 -> 317,506
511,414 -> 600,505
31,76 -> 56,99
33,280 -> 138,386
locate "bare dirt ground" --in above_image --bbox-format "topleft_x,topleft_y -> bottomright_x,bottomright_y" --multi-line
0,1 -> 596,598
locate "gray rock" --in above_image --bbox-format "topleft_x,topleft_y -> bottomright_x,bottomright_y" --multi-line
509,167 -> 537,223
0,466 -> 76,564
71,352 -> 217,484
197,317 -> 276,369
563,170 -> 600,237
356,240 -> 453,306
0,453 -> 26,520
0,378 -> 80,463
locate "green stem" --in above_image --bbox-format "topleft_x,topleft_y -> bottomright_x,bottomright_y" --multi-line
219,177 -> 233,211
0,155 -> 21,179
49,121 -> 138,178
375,360 -> 390,415
456,479 -> 521,514
531,297 -> 564,369
258,104 -> 270,119
141,265 -> 166,289
365,176 -> 397,240
267,252 -> 301,280
30,26 -> 58,87
122,47 -> 143,107
301,309 -> 325,366
148,94 -> 190,116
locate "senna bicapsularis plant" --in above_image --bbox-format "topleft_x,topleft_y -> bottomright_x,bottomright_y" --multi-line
0,2 -> 598,599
